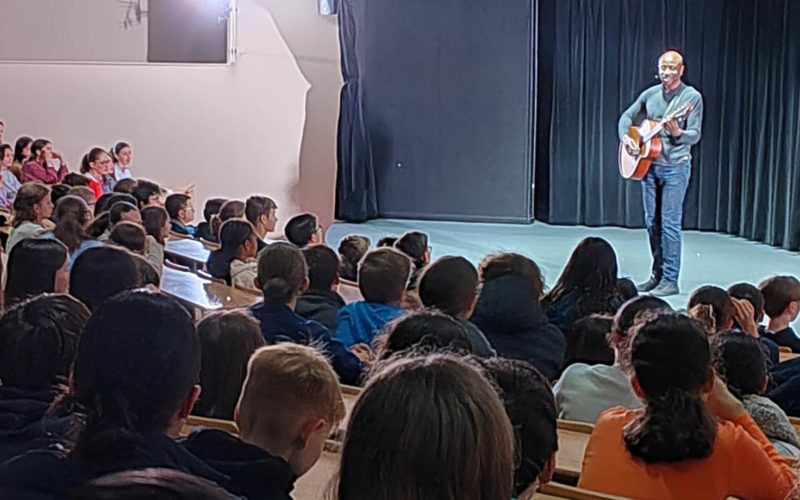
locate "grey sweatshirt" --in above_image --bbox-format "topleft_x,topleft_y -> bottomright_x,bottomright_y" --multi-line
618,82 -> 703,166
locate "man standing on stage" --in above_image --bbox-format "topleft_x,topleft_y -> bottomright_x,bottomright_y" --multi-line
619,50 -> 703,297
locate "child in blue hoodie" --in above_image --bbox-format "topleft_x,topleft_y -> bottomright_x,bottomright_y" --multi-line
336,247 -> 411,348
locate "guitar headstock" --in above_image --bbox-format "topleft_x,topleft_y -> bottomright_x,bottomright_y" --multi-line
666,101 -> 693,121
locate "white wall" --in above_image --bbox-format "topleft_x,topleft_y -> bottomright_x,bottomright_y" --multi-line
0,0 -> 342,229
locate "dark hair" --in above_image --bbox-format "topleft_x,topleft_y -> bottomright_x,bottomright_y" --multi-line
67,291 -> 200,462
74,468 -> 238,500
132,254 -> 161,288
110,222 -> 147,255
69,246 -> 143,311
165,193 -> 190,219
727,283 -> 764,322
394,231 -> 429,269
212,200 -> 245,239
617,278 -> 638,301
94,193 -> 114,216
256,242 -> 307,303
67,186 -> 96,207
284,213 -> 319,247
479,252 -> 544,300
202,197 -> 226,223
86,213 -> 110,239
110,142 -> 130,161
30,138 -> 51,162
104,193 -> 139,214
244,195 -> 277,225
688,285 -> 733,333
759,275 -> 800,318
5,238 -> 69,306
542,237 -> 619,318
61,173 -> 88,188
337,235 -> 370,282
52,195 -> 92,252
376,236 -> 397,247
13,182 -> 50,225
51,184 -> 71,205
0,143 -> 11,163
113,178 -> 138,194
0,294 -> 90,391
109,201 -> 140,226
334,355 -> 515,500
80,148 -> 110,175
208,219 -> 255,282
376,310 -> 473,360
480,358 -> 558,496
14,136 -> 33,164
563,315 -> 615,367
611,295 -> 672,353
195,310 -> 266,420
418,256 -> 478,317
623,313 -> 716,463
358,247 -> 412,304
712,331 -> 766,399
142,205 -> 169,245
303,245 -> 340,291
132,180 -> 161,208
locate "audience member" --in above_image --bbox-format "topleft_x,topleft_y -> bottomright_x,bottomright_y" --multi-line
336,247 -> 410,349
206,219 -> 258,288
109,222 -> 148,255
80,148 -> 114,200
67,186 -> 96,213
41,195 -> 102,268
418,255 -> 495,356
0,295 -> 90,461
296,245 -> 346,332
0,143 -> 21,202
74,468 -> 238,500
481,358 -> 558,499
210,200 -> 245,243
0,291 -> 229,496
284,213 -> 323,248
165,193 -> 196,237
337,234 -> 370,282
331,355 -> 514,500
62,172 -> 90,187
553,295 -> 671,423
245,195 -> 278,242
688,285 -> 735,334
472,252 -> 564,380
712,331 -> 800,459
578,312 -> 796,499
616,277 -> 638,301
133,179 -> 162,209
110,142 -> 133,180
728,282 -> 780,365
50,183 -> 70,206
11,136 -> 32,181
394,231 -> 430,289
542,237 -> 621,333
562,315 -> 615,368
7,182 -> 52,253
375,310 -> 473,360
112,178 -> 137,194
248,243 -> 365,385
196,197 -> 226,242
193,310 -> 265,420
21,138 -> 68,184
141,205 -> 170,274
5,238 -> 70,307
69,246 -> 143,311
185,344 -> 344,499
98,200 -> 141,241
759,275 -> 800,352
376,236 -> 397,247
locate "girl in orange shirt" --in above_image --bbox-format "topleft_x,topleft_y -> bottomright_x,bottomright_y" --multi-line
579,312 -> 797,500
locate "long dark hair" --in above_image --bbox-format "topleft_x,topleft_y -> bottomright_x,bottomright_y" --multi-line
207,219 -> 254,283
623,313 -> 717,463
542,237 -> 619,317
52,195 -> 92,252
711,331 -> 767,399
30,139 -> 51,163
65,291 -> 200,462
394,231 -> 429,270
14,136 -> 32,164
332,355 -> 515,500
5,238 -> 69,306
375,310 -> 473,360
141,206 -> 169,245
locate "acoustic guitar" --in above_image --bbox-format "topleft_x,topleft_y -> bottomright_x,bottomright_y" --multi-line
618,101 -> 693,180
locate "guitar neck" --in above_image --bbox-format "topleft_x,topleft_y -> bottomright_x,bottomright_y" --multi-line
642,122 -> 665,143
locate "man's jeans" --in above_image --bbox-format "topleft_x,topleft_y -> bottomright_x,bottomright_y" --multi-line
641,163 -> 691,285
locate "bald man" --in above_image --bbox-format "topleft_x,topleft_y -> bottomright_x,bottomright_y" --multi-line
618,50 -> 703,297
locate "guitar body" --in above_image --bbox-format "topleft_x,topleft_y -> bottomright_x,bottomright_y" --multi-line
618,119 -> 662,180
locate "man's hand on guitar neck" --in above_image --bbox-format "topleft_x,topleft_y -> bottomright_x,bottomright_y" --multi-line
664,119 -> 682,137
622,134 -> 639,156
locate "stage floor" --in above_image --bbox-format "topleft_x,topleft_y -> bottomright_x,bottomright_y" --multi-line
327,219 -> 800,331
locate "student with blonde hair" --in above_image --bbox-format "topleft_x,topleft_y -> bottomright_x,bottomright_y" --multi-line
184,343 -> 345,499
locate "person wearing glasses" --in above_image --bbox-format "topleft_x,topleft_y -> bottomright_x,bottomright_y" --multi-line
284,212 -> 324,248
80,148 -> 115,200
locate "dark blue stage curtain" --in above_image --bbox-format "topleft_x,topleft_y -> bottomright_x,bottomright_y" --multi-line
536,0 -> 800,250
335,0 -> 378,222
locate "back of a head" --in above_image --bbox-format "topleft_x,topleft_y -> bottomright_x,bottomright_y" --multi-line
284,213 -> 318,247
611,295 -> 672,351
245,195 -> 276,225
479,252 -> 544,300
75,468 -> 238,500
623,312 -> 716,463
377,310 -> 473,360
67,186 -> 96,207
337,235 -> 370,281
112,178 -> 138,194
142,205 -> 169,244
5,238 -> 69,305
0,294 -> 90,391
219,218 -> 254,254
616,278 -> 638,301
418,255 -> 478,316
688,285 -> 733,332
480,358 -> 558,497
727,283 -> 764,322
72,291 -> 200,460
376,236 -> 397,247
94,193 -> 114,216
109,201 -> 140,226
63,172 -> 90,187
237,343 -> 344,453
218,199 -> 245,222
759,275 -> 800,318
336,355 -> 514,500
196,310 -> 266,420
13,182 -> 50,224
165,193 -> 190,220
563,315 -> 614,367
257,242 -> 307,303
358,247 -> 412,304
110,222 -> 147,254
203,197 -> 227,223
544,237 -> 618,307
394,231 -> 428,269
53,195 -> 92,252
70,246 -> 142,310
303,245 -> 340,291
133,180 -> 161,208
51,184 -> 71,206
712,331 -> 767,399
